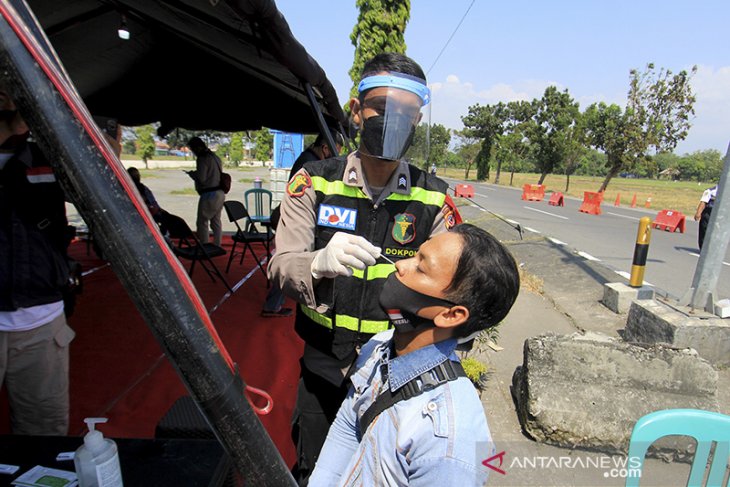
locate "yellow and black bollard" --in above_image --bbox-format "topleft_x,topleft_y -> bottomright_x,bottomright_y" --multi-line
629,217 -> 652,287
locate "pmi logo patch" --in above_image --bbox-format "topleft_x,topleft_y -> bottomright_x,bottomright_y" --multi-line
317,204 -> 358,231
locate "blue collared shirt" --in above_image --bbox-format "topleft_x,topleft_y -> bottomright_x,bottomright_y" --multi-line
310,330 -> 494,486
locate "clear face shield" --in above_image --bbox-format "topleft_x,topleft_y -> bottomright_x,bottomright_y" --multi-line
357,73 -> 431,162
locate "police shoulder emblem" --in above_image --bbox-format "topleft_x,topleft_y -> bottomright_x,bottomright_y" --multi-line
287,173 -> 312,197
392,213 -> 416,244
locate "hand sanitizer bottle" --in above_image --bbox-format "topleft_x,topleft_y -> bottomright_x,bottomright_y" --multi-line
74,418 -> 124,487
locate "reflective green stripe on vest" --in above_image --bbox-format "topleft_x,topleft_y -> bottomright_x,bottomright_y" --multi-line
351,263 -> 395,280
311,177 -> 368,199
387,187 -> 446,207
299,304 -> 390,334
311,176 -> 446,207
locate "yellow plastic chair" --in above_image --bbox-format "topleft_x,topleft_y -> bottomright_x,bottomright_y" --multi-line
626,409 -> 730,487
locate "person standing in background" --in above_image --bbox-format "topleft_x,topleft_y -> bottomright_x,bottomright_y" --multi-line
694,183 -> 718,249
186,136 -> 225,246
0,84 -> 75,435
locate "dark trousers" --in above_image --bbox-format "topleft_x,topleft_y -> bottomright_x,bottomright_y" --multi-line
699,208 -> 712,249
291,363 -> 349,486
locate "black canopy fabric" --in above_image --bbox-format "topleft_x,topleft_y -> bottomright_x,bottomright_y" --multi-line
26,0 -> 346,134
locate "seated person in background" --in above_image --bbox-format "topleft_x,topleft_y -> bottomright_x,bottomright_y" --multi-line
288,129 -> 344,181
310,224 -> 520,486
127,167 -> 161,215
127,167 -> 169,234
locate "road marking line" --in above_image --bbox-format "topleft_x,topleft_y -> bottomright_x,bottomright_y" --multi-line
524,227 -> 541,234
577,251 -> 600,261
524,206 -> 569,220
475,192 -> 490,198
548,238 -> 567,245
686,251 -> 730,266
615,270 -> 654,286
606,211 -> 641,221
506,219 -> 520,225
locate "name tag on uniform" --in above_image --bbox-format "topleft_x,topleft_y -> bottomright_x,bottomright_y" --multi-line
317,204 -> 357,231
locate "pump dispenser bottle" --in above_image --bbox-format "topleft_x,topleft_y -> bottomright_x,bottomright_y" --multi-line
74,418 -> 124,487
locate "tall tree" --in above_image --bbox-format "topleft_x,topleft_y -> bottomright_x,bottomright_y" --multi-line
530,86 -> 580,185
586,64 -> 696,192
229,131 -> 244,164
498,100 -> 534,185
135,124 -> 156,169
454,130 -> 480,180
461,102 -> 506,181
348,0 -> 410,98
253,128 -> 273,162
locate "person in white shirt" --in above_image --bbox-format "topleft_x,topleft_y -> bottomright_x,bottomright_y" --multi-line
0,84 -> 75,435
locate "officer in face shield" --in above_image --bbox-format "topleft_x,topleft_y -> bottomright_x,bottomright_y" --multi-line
268,52 -> 462,485
353,72 -> 431,163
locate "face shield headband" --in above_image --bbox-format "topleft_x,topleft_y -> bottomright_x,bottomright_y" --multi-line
357,74 -> 431,161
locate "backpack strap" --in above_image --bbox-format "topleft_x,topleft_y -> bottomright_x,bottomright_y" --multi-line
359,359 -> 466,434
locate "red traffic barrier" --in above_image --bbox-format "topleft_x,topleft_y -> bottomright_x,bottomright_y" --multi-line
578,191 -> 603,215
652,209 -> 686,233
521,184 -> 545,201
454,184 -> 474,198
548,192 -> 564,206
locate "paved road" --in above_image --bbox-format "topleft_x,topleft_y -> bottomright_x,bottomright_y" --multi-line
444,177 -> 730,301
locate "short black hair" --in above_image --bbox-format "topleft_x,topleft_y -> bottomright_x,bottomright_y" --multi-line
361,52 -> 426,83
444,224 -> 520,337
187,136 -> 206,153
127,166 -> 141,183
314,128 -> 344,148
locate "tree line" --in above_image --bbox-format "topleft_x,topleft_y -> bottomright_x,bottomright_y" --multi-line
408,64 -> 717,192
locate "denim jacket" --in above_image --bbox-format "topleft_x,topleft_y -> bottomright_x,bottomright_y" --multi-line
310,329 -> 494,486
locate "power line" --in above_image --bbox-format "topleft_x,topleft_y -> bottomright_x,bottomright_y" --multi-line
425,0 -> 476,76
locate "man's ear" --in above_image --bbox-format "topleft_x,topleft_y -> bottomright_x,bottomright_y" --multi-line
433,305 -> 469,329
349,98 -> 362,127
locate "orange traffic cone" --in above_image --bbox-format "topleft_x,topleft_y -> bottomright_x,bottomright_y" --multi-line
630,194 -> 637,208
645,195 -> 652,208
614,193 -> 621,206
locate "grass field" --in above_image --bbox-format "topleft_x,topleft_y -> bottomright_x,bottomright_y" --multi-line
440,168 -> 710,216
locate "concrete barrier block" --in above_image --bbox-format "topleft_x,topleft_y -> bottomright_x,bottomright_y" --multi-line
602,282 -> 654,314
512,332 -> 718,455
624,299 -> 730,367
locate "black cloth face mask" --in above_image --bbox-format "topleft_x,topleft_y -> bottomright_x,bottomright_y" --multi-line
360,113 -> 416,161
379,272 -> 457,333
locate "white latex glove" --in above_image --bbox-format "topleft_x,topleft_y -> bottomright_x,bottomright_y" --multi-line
311,232 -> 381,279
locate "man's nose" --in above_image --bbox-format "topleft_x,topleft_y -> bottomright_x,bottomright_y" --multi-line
394,258 -> 411,276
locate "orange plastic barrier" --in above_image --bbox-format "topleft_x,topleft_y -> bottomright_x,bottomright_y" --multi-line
578,191 -> 603,215
548,192 -> 564,207
454,184 -> 474,198
652,209 -> 686,233
521,184 -> 545,201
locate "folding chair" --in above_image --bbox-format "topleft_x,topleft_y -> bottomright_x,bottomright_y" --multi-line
223,200 -> 273,280
159,213 -> 232,292
626,408 -> 730,486
244,188 -> 273,235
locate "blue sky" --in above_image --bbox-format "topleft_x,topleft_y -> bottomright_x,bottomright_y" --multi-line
275,0 -> 729,156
